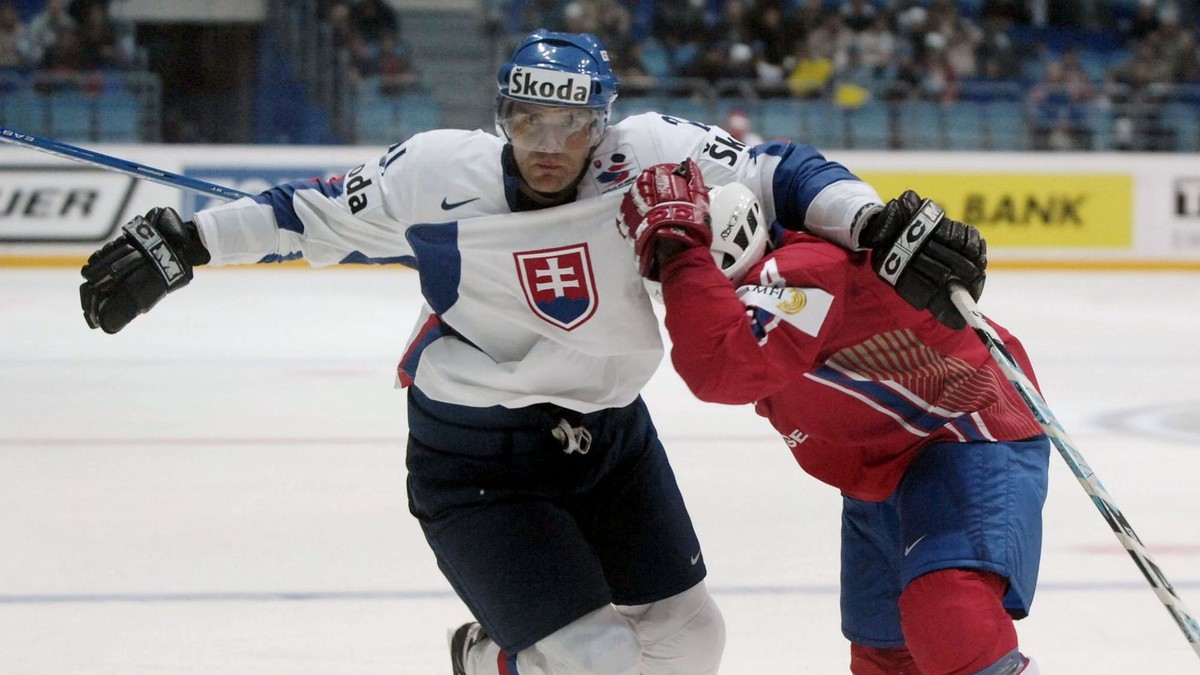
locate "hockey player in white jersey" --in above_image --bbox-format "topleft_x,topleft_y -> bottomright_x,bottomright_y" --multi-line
77,30 -> 986,675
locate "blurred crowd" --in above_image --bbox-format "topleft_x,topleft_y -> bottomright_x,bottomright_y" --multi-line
0,0 -> 137,92
317,0 -> 419,94
4,0 -> 1199,150
494,0 -> 1200,150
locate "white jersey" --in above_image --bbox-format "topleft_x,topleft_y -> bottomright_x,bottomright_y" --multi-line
192,112 -> 883,411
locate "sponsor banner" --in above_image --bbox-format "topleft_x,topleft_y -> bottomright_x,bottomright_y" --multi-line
2,145 -> 1199,267
855,171 -> 1134,249
1172,176 -> 1200,253
0,166 -> 136,243
508,66 -> 594,105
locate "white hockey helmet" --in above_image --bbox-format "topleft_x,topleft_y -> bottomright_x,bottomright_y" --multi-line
643,181 -> 768,301
707,181 -> 768,283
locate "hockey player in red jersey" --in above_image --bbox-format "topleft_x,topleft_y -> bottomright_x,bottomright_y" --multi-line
618,160 -> 1051,675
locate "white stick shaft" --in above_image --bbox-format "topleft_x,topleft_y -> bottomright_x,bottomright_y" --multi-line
949,284 -> 1200,658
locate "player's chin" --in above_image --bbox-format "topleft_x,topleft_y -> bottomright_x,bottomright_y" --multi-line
526,172 -> 574,194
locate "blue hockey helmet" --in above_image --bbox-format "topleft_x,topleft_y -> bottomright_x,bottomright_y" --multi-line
496,30 -> 619,151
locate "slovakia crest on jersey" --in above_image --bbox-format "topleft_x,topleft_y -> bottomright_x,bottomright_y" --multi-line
592,145 -> 641,193
514,244 -> 599,331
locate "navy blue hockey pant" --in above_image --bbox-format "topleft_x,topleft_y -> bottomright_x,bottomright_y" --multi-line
840,436 -> 1051,648
405,387 -> 708,652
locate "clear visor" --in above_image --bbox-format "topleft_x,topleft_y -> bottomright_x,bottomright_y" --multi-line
498,99 -> 605,153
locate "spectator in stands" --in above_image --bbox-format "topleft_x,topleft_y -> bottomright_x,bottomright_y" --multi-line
35,23 -> 106,95
854,13 -> 898,80
833,42 -> 882,106
723,108 -> 764,145
26,0 -> 74,66
320,0 -> 357,49
882,43 -> 925,101
350,0 -> 399,46
1109,40 -> 1173,91
745,1 -> 796,97
76,1 -> 132,70
786,35 -> 833,98
920,32 -> 961,102
1119,0 -> 1161,45
562,0 -> 633,59
840,0 -> 878,33
807,12 -> 854,65
372,32 -> 419,95
1026,58 -> 1094,150
976,13 -> 1023,81
1107,42 -> 1176,151
929,0 -> 982,79
652,0 -> 709,78
980,0 -> 1031,25
893,2 -> 932,61
790,0 -> 826,37
68,0 -> 110,25
512,0 -> 568,34
679,41 -> 752,85
1059,47 -> 1098,94
0,0 -> 31,69
1147,6 -> 1196,82
709,0 -> 754,58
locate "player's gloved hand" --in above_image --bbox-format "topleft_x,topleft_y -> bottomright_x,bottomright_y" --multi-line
616,158 -> 712,281
857,190 -> 986,329
80,207 -> 210,334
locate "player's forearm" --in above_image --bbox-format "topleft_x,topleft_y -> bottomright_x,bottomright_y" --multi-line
193,198 -> 291,266
660,248 -> 778,405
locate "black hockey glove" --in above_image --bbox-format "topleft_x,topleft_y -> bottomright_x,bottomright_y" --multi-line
80,207 -> 210,334
858,190 -> 986,330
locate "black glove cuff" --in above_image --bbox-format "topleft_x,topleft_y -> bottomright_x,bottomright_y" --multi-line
121,217 -> 194,290
181,220 -> 212,266
874,199 -> 944,284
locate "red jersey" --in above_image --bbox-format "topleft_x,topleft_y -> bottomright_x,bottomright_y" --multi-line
659,232 -> 1044,502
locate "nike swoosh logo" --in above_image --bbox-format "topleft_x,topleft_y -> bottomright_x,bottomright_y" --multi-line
440,196 -> 480,210
690,551 -> 702,565
904,535 -> 927,557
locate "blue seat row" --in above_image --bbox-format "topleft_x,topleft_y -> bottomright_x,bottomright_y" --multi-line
0,90 -> 143,142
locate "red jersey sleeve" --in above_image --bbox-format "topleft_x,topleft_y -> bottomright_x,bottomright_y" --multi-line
658,240 -> 853,405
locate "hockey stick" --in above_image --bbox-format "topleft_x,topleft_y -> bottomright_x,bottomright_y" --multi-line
949,283 -> 1200,659
0,126 -> 251,201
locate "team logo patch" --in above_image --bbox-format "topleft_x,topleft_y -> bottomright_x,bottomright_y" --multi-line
737,285 -> 833,337
514,244 -> 599,331
592,146 -> 641,193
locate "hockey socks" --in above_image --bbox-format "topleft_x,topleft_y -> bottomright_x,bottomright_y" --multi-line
899,568 -> 1019,674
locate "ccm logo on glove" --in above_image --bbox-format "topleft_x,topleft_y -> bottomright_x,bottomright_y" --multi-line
878,200 -> 944,284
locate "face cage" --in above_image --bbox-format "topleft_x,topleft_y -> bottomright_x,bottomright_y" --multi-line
496,98 -> 608,153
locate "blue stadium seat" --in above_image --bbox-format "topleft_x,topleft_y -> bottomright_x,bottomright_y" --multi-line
758,98 -> 803,142
1161,102 -> 1199,152
843,100 -> 890,149
895,100 -> 943,150
96,92 -> 141,142
356,88 -> 441,144
46,91 -> 94,140
944,102 -> 986,150
0,90 -> 42,131
1084,103 -> 1112,150
396,93 -> 441,134
984,101 -> 1026,151
798,99 -> 843,147
663,96 -> 713,124
637,39 -> 673,79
